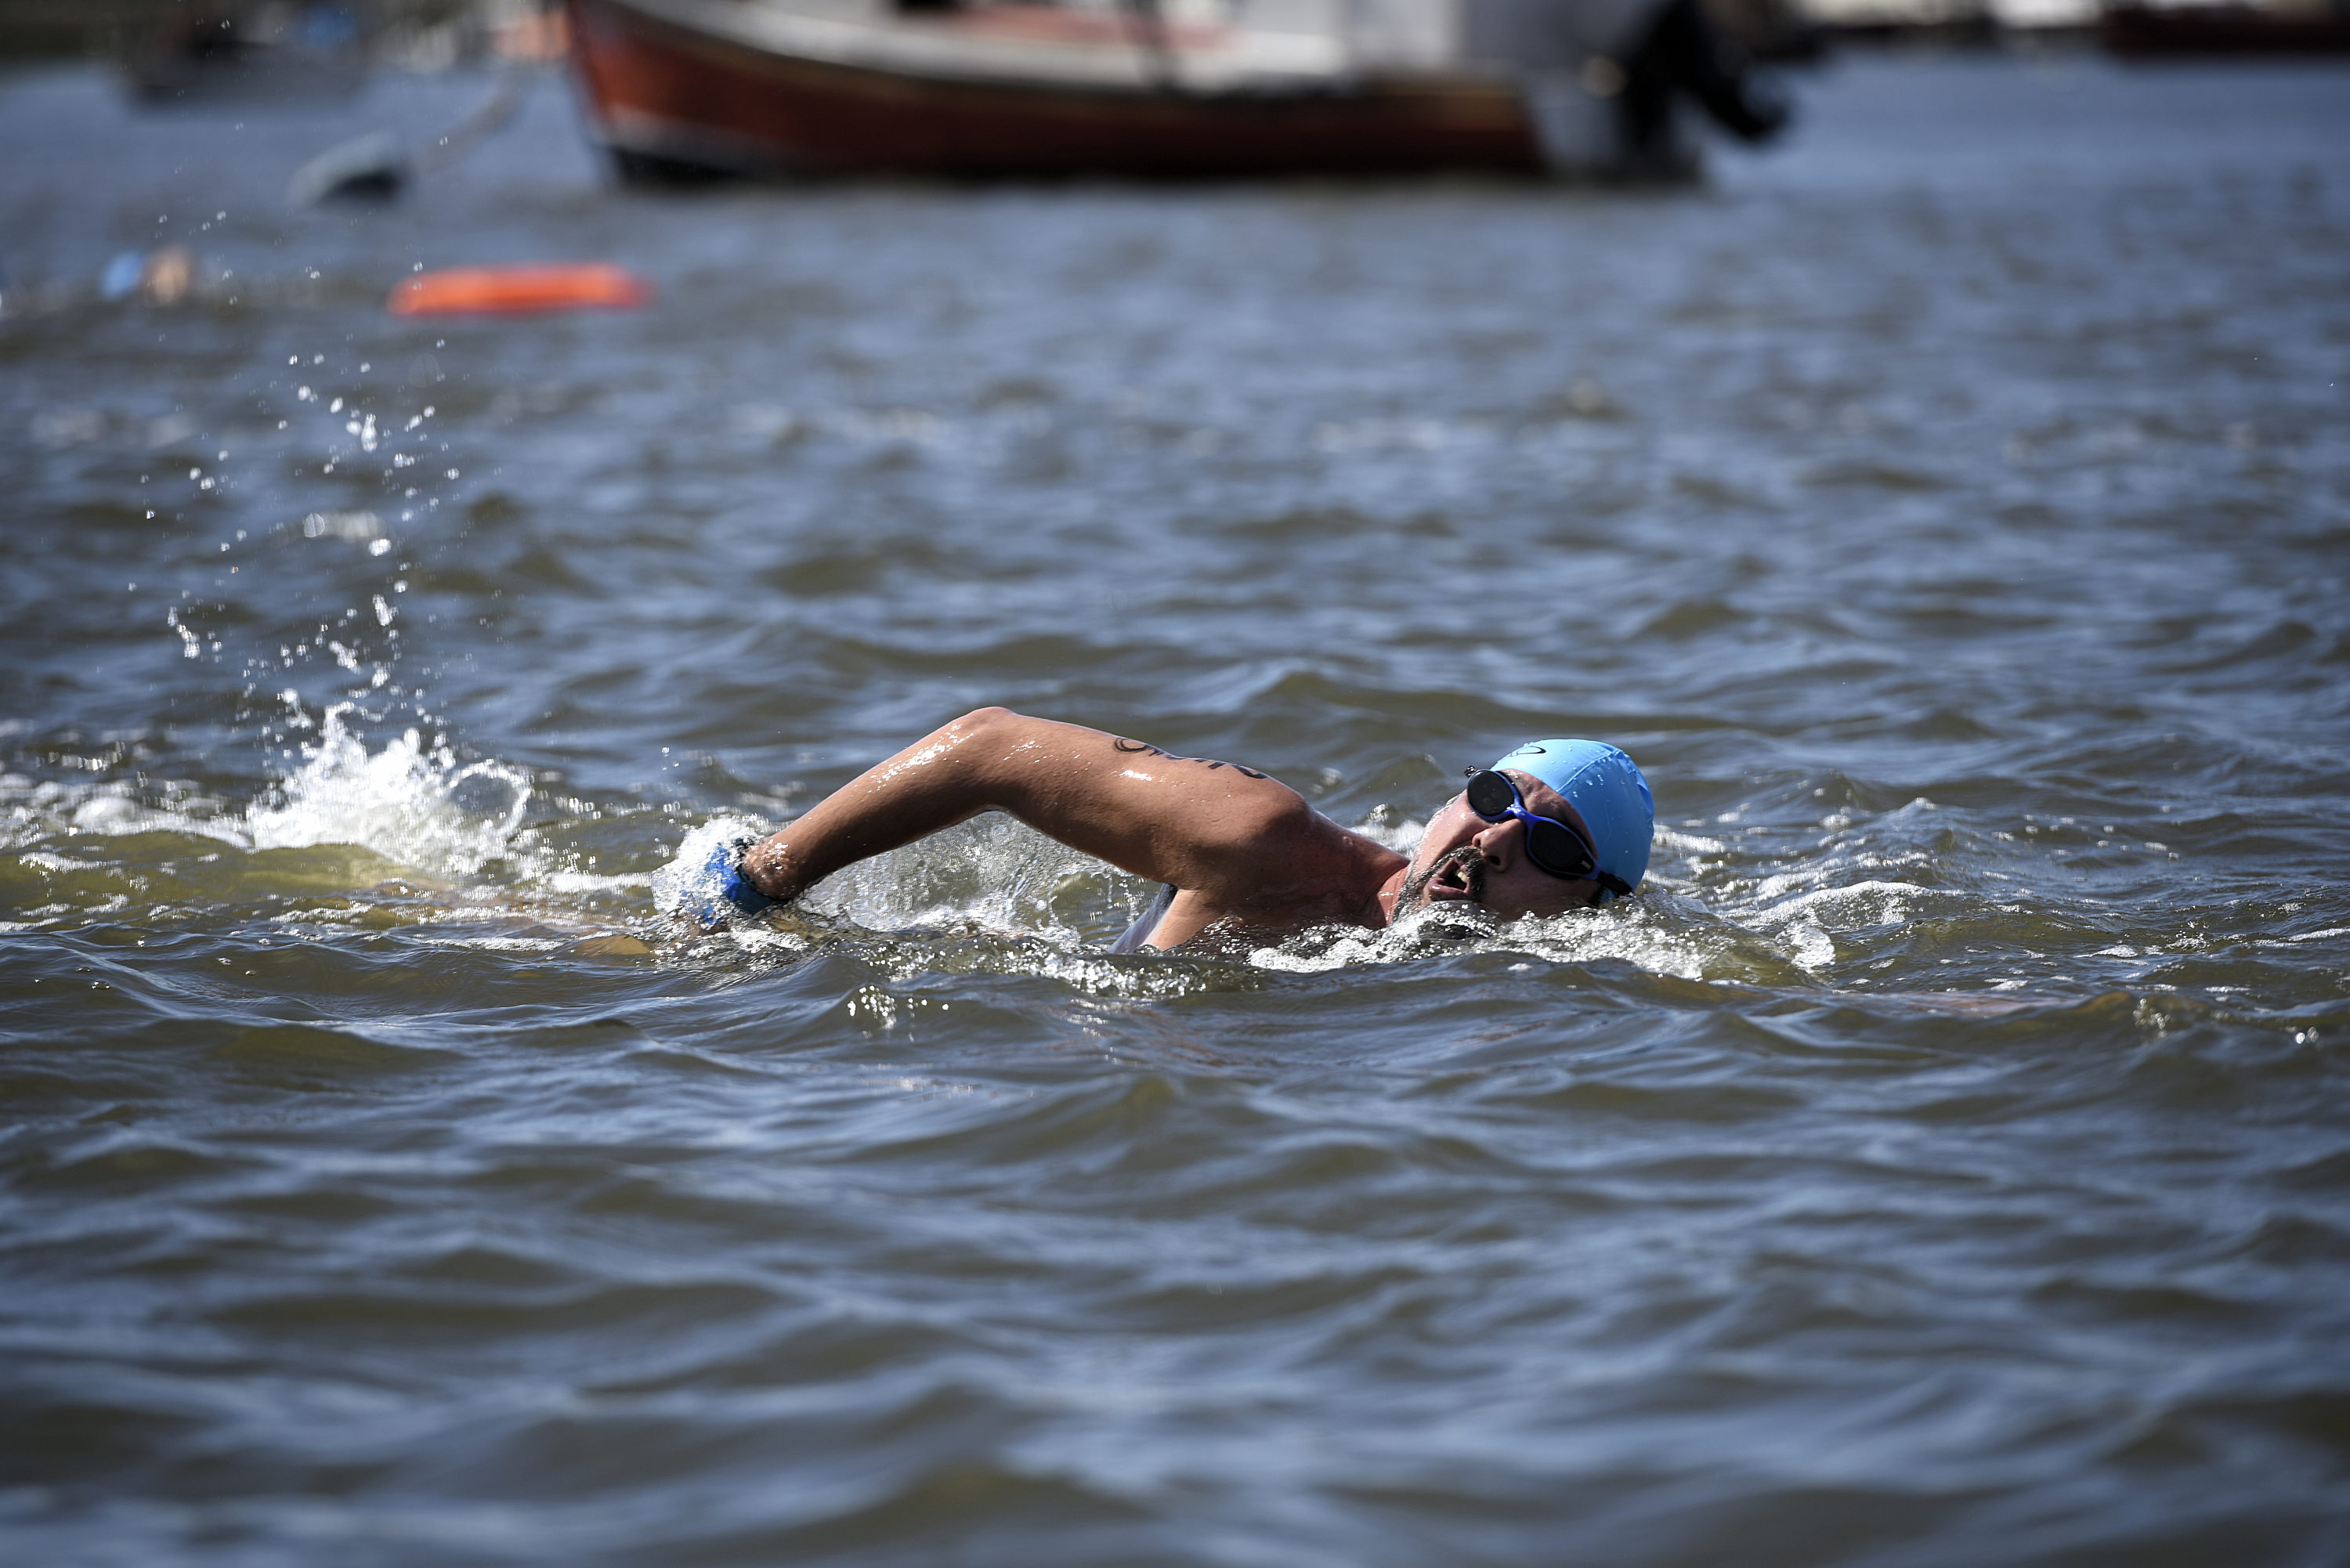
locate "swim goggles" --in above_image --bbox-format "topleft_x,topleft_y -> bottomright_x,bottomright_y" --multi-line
1462,768 -> 1633,900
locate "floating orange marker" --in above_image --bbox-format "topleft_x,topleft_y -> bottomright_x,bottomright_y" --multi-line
389,263 -> 650,317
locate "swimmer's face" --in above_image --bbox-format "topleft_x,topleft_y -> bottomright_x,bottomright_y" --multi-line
1399,770 -> 1599,921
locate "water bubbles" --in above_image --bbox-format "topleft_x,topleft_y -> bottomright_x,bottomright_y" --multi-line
300,510 -> 382,543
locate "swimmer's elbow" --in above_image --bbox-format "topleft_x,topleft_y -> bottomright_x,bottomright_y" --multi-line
939,706 -> 1039,802
944,705 -> 1021,737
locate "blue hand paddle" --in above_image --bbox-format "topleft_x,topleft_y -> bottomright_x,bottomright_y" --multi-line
681,834 -> 776,927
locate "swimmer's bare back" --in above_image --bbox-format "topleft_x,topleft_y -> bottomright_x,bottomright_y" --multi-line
736,708 -> 1404,948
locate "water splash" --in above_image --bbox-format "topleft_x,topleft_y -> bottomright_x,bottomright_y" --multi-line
2,703 -> 538,888
651,812 -> 1162,951
244,703 -> 534,881
809,814 -> 1149,944
649,812 -> 771,927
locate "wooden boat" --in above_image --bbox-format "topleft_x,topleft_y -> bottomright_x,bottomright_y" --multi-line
561,0 -> 1669,181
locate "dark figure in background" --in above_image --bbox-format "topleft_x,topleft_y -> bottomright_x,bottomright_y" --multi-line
1618,0 -> 1791,169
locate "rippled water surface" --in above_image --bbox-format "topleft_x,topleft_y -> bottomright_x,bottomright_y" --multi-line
5,49 -> 2349,1566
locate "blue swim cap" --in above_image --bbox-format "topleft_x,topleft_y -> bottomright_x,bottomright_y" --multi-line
1489,739 -> 1654,902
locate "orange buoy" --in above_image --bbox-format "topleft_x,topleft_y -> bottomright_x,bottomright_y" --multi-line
388,263 -> 650,317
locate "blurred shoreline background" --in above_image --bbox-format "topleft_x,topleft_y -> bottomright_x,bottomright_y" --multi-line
4,0 -> 2345,75
0,2 -> 561,74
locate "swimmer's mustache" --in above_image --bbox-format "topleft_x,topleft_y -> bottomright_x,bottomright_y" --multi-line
1404,844 -> 1489,908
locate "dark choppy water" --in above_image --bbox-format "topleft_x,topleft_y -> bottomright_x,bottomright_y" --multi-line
5,49 -> 2349,1566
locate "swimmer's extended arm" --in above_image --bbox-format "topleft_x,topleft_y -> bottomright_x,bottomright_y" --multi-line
738,707 -> 1397,924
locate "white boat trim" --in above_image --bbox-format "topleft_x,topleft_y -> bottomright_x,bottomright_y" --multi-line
613,0 -> 1365,93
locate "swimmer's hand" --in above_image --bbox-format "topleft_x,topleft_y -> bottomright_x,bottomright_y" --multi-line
680,833 -> 777,929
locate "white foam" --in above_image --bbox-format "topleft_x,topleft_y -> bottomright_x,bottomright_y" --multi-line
1744,877 -> 1954,934
1246,892 -> 1790,984
544,869 -> 653,894
57,785 -> 244,845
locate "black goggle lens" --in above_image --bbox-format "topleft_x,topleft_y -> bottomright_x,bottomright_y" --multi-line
1462,769 -> 1516,818
1524,820 -> 1596,880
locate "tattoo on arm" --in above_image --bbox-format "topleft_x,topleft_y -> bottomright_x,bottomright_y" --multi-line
1112,738 -> 1268,779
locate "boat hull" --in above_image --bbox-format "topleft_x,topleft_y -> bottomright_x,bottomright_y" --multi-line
563,0 -> 1547,179
2100,3 -> 2350,57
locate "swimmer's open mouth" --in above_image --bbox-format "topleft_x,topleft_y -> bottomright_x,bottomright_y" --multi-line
1422,846 -> 1486,904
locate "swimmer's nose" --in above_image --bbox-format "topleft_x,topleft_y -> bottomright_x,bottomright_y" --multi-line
1470,818 -> 1519,869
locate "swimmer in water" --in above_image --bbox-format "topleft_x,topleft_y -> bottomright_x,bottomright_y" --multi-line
692,708 -> 1652,951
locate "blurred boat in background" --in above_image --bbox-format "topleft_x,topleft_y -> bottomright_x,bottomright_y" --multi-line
562,0 -> 1790,182
2099,0 -> 2350,55
10,1 -> 569,105
118,1 -> 372,103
